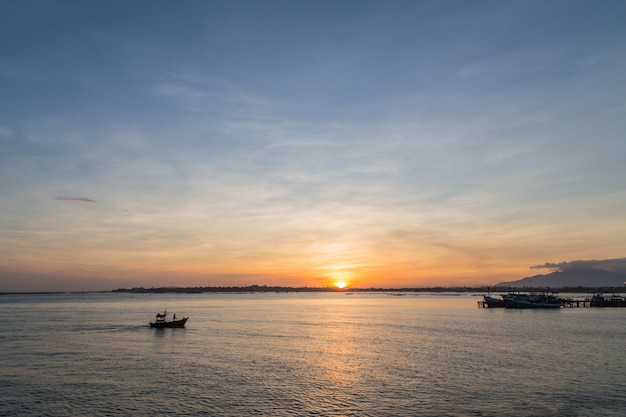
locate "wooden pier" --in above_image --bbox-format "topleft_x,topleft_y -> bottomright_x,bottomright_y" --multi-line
560,298 -> 592,308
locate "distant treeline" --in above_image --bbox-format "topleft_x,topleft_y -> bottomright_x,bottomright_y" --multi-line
112,285 -> 626,294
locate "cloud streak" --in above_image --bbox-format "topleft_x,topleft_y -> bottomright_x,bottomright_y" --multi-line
531,258 -> 626,274
54,197 -> 98,203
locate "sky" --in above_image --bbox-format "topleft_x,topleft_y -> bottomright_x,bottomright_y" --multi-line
1,0 -> 626,292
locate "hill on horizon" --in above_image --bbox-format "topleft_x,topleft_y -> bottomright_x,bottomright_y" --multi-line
497,269 -> 626,288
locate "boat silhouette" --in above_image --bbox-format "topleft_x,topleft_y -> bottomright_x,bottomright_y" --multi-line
149,311 -> 188,328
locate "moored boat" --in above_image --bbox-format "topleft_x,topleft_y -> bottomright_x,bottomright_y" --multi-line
480,288 -> 506,308
149,311 -> 188,328
590,294 -> 626,307
502,292 -> 562,309
483,295 -> 506,308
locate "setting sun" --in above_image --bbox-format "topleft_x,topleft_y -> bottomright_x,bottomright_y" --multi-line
334,281 -> 348,289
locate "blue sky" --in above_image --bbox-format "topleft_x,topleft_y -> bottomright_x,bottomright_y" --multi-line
1,0 -> 625,291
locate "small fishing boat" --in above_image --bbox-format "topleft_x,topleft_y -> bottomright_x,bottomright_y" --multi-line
149,311 -> 188,328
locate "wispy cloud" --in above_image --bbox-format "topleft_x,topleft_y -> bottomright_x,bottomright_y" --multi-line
152,71 -> 273,119
0,123 -> 15,139
54,197 -> 98,203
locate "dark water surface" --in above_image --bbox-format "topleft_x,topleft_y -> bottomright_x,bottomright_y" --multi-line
1,292 -> 625,416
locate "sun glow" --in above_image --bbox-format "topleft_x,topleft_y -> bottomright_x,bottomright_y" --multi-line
334,281 -> 348,289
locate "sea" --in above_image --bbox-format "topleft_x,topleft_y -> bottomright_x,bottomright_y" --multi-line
1,292 -> 625,417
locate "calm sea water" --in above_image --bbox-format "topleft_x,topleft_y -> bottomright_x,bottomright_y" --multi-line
1,292 -> 625,416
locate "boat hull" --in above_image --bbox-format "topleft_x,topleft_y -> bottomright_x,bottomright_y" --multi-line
149,317 -> 188,328
505,299 -> 562,309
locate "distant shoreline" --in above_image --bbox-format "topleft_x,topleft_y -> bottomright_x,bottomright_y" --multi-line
111,285 -> 626,294
2,285 -> 625,296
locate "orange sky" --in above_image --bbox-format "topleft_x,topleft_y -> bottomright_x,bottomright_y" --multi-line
2,198 -> 625,292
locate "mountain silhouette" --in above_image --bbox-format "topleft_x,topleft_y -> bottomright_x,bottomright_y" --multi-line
497,269 -> 626,288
